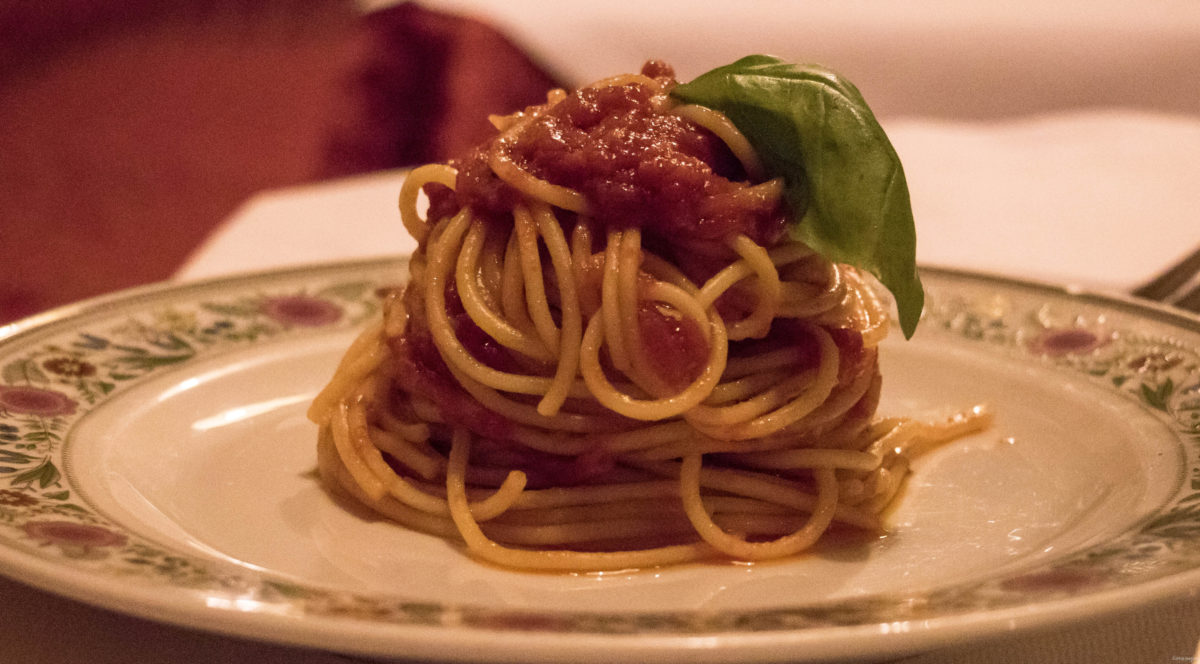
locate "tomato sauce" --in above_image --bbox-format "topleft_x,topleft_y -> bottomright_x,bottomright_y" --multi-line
428,62 -> 787,250
637,301 -> 709,391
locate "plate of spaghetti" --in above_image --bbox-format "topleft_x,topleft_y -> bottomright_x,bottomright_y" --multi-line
307,57 -> 990,571
1,58 -> 1199,663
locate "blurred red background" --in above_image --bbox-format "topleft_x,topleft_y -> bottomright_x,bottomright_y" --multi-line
0,1 -> 559,324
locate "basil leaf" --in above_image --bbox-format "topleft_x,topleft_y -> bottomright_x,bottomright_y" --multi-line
671,55 -> 924,338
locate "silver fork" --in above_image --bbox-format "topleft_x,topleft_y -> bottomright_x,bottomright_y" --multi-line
1131,245 -> 1200,313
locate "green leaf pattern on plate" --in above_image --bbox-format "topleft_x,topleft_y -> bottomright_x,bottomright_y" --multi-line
0,274 -> 380,540
0,261 -> 1198,633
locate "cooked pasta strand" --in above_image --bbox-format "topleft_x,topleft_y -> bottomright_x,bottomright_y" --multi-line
310,61 -> 990,572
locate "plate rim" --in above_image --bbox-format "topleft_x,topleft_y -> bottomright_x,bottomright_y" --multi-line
1,257 -> 1199,663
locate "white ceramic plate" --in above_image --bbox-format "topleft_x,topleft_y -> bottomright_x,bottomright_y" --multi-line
1,258 -> 1198,663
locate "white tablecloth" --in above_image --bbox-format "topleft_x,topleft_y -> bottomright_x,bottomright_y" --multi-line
178,110 -> 1200,295
409,0 -> 1200,120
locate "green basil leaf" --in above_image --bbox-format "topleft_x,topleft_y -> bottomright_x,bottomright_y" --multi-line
671,55 -> 924,338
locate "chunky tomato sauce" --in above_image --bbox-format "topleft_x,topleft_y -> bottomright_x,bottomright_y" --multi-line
427,62 -> 787,249
637,300 -> 710,391
402,62 -> 874,450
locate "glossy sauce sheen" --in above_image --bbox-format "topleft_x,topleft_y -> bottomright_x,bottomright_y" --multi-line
406,65 -> 876,456
429,65 -> 786,248
637,300 -> 710,391
420,66 -> 799,390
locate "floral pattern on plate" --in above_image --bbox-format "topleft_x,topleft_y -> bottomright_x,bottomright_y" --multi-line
0,271 -> 381,565
0,260 -> 1198,641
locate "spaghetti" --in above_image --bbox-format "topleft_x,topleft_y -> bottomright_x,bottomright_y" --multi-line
309,61 -> 990,571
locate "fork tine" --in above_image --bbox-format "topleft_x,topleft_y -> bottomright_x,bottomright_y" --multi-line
1132,245 -> 1200,301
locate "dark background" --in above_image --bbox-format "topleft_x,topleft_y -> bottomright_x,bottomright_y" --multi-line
0,1 -> 560,324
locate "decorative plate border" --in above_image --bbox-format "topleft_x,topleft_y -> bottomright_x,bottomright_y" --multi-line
0,259 -> 1198,639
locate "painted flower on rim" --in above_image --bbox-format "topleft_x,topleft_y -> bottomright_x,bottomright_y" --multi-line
0,385 -> 78,417
261,295 -> 343,327
1126,349 -> 1184,373
24,520 -> 125,546
1027,326 -> 1109,357
1000,567 -> 1103,593
23,520 -> 127,559
42,357 -> 97,378
0,489 -> 37,507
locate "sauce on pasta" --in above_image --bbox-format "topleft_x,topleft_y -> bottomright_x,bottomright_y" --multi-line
308,61 -> 989,571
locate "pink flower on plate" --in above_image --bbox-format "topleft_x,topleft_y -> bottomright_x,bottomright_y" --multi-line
42,357 -> 97,378
1000,567 -> 1102,594
1027,327 -> 1108,357
261,295 -> 343,327
0,489 -> 38,507
1126,350 -> 1184,373
0,385 -> 78,417
23,520 -> 127,559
